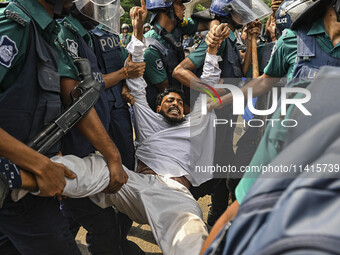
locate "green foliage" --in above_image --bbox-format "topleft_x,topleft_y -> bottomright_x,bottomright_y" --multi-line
120,0 -> 152,32
193,4 -> 206,13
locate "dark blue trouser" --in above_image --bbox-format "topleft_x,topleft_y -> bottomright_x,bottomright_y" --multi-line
0,194 -> 81,255
109,106 -> 135,170
60,197 -> 127,255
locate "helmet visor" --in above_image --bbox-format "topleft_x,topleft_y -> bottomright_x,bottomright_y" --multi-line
226,0 -> 272,25
74,0 -> 122,35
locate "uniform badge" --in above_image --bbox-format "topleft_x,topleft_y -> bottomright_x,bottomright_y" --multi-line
281,29 -> 288,37
181,18 -> 188,27
156,59 -> 164,71
0,35 -> 18,68
66,39 -> 78,57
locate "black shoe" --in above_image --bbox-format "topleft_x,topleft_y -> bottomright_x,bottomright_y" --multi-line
121,239 -> 145,255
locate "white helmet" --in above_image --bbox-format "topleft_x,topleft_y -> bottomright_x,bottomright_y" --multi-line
121,23 -> 130,30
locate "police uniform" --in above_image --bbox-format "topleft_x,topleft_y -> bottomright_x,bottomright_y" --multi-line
144,18 -> 198,110
57,15 -> 125,255
119,32 -> 132,47
0,1 -> 80,254
89,26 -> 142,254
57,15 -> 110,157
187,29 -> 243,224
90,26 -> 135,171
236,18 -> 340,205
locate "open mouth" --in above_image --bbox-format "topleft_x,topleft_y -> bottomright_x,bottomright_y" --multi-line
168,107 -> 180,116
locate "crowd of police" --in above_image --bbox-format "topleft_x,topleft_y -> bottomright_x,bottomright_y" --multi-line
0,0 -> 340,254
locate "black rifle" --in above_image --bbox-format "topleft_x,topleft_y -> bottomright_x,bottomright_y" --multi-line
27,58 -> 102,154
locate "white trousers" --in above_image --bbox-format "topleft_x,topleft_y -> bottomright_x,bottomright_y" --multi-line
57,154 -> 208,255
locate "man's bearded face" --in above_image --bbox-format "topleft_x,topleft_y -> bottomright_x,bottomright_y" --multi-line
157,92 -> 185,123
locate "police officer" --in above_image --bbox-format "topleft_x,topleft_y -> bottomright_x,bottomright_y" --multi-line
201,1 -> 340,247
173,0 -> 268,226
56,1 -> 144,254
143,22 -> 151,34
0,0 -> 82,254
120,23 -> 132,47
71,2 -> 145,254
144,0 -> 216,111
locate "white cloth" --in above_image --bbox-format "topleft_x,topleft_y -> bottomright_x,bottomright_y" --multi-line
125,36 -> 221,186
47,153 -> 208,255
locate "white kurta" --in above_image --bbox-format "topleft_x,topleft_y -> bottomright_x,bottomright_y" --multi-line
125,36 -> 220,186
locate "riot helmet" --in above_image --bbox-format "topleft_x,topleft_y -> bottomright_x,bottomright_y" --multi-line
147,0 -> 191,23
74,0 -> 123,35
143,23 -> 151,33
275,0 -> 293,34
121,23 -> 130,30
210,0 -> 272,25
143,23 -> 151,29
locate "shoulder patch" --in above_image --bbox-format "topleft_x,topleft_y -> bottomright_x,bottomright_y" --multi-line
5,3 -> 30,27
281,29 -> 297,40
156,59 -> 164,71
5,9 -> 27,27
181,18 -> 189,27
0,35 -> 18,68
66,39 -> 78,57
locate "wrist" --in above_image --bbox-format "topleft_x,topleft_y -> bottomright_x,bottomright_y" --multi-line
133,27 -> 143,41
33,157 -> 50,176
107,153 -> 122,165
122,67 -> 129,78
207,47 -> 218,55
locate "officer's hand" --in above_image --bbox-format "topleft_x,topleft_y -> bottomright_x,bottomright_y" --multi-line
206,24 -> 229,47
271,0 -> 284,13
121,84 -> 135,105
131,0 -> 147,40
247,20 -> 261,38
207,97 -> 222,112
265,14 -> 277,41
206,25 -> 221,51
217,23 -> 230,41
104,160 -> 128,193
36,160 -> 77,197
125,54 -> 146,78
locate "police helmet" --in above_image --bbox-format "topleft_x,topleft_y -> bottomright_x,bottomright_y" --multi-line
74,0 -> 123,35
210,0 -> 272,25
146,0 -> 191,11
291,0 -> 330,29
147,0 -> 191,23
122,23 -> 130,30
275,0 -> 294,34
143,23 -> 151,28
